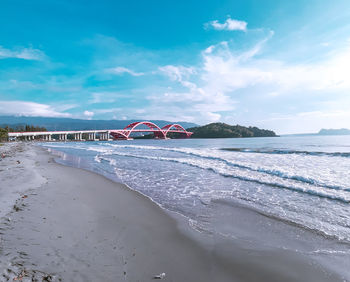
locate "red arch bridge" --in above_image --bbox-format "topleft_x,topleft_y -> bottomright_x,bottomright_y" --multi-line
8,121 -> 193,141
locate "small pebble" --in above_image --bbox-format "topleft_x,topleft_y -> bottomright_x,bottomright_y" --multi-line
153,272 -> 166,279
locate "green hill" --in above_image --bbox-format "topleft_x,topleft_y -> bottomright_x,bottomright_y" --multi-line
188,123 -> 277,138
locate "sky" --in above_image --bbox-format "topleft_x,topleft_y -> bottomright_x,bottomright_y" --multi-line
1,0 -> 350,134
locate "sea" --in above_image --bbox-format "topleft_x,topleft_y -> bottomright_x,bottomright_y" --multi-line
40,135 -> 350,250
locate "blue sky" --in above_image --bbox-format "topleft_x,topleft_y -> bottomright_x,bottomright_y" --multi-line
1,0 -> 350,133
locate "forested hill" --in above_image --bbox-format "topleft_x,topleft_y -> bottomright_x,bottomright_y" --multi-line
188,123 -> 277,138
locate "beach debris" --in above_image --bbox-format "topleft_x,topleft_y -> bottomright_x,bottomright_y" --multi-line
153,272 -> 166,279
21,195 -> 28,199
13,269 -> 28,281
7,267 -> 58,282
13,204 -> 22,212
16,160 -> 21,164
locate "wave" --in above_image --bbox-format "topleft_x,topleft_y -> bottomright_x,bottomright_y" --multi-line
98,152 -> 350,204
42,143 -> 350,200
99,144 -> 350,192
221,148 -> 350,158
213,198 -> 350,243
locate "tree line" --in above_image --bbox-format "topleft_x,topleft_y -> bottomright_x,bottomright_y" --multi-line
0,125 -> 47,141
187,123 -> 277,138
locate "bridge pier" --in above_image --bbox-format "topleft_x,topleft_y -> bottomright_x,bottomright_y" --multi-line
73,133 -> 81,141
58,134 -> 67,141
99,132 -> 110,141
86,132 -> 96,141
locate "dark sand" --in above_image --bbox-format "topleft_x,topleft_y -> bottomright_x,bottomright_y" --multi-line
0,143 -> 347,281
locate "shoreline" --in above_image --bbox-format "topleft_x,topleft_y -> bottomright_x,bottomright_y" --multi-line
0,143 -> 348,281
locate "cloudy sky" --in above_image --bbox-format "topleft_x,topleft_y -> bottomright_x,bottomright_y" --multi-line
1,0 -> 350,134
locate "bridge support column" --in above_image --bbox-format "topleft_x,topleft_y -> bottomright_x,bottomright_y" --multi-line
99,132 -> 108,141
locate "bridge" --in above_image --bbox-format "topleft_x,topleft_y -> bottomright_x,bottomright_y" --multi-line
7,121 -> 193,141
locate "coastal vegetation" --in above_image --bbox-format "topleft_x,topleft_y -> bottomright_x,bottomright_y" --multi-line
0,125 -> 47,141
187,123 -> 277,138
0,128 -> 7,142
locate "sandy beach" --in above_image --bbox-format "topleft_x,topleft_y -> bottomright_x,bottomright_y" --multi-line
0,143 -> 347,281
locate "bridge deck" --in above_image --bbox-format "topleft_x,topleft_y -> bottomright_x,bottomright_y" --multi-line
8,129 -> 187,136
7,121 -> 193,140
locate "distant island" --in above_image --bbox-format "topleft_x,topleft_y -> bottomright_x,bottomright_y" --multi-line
318,128 -> 350,136
187,123 -> 277,138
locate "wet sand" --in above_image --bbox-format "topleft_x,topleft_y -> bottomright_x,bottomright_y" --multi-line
0,143 -> 347,281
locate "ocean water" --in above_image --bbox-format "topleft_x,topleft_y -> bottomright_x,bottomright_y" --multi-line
40,135 -> 350,245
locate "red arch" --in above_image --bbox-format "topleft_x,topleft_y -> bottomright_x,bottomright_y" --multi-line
110,121 -> 166,139
161,124 -> 193,138
109,131 -> 129,140
125,121 -> 166,139
110,121 -> 192,140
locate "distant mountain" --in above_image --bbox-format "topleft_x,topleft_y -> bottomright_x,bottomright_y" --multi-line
318,128 -> 350,136
188,123 -> 278,138
0,116 -> 197,131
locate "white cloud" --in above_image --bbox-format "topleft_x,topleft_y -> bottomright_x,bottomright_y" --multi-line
205,17 -> 247,31
198,35 -> 350,95
159,65 -> 195,81
0,101 -> 71,117
159,65 -> 197,90
106,66 -> 144,76
88,91 -> 128,104
0,46 -> 45,60
83,110 -> 94,119
144,33 -> 350,126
